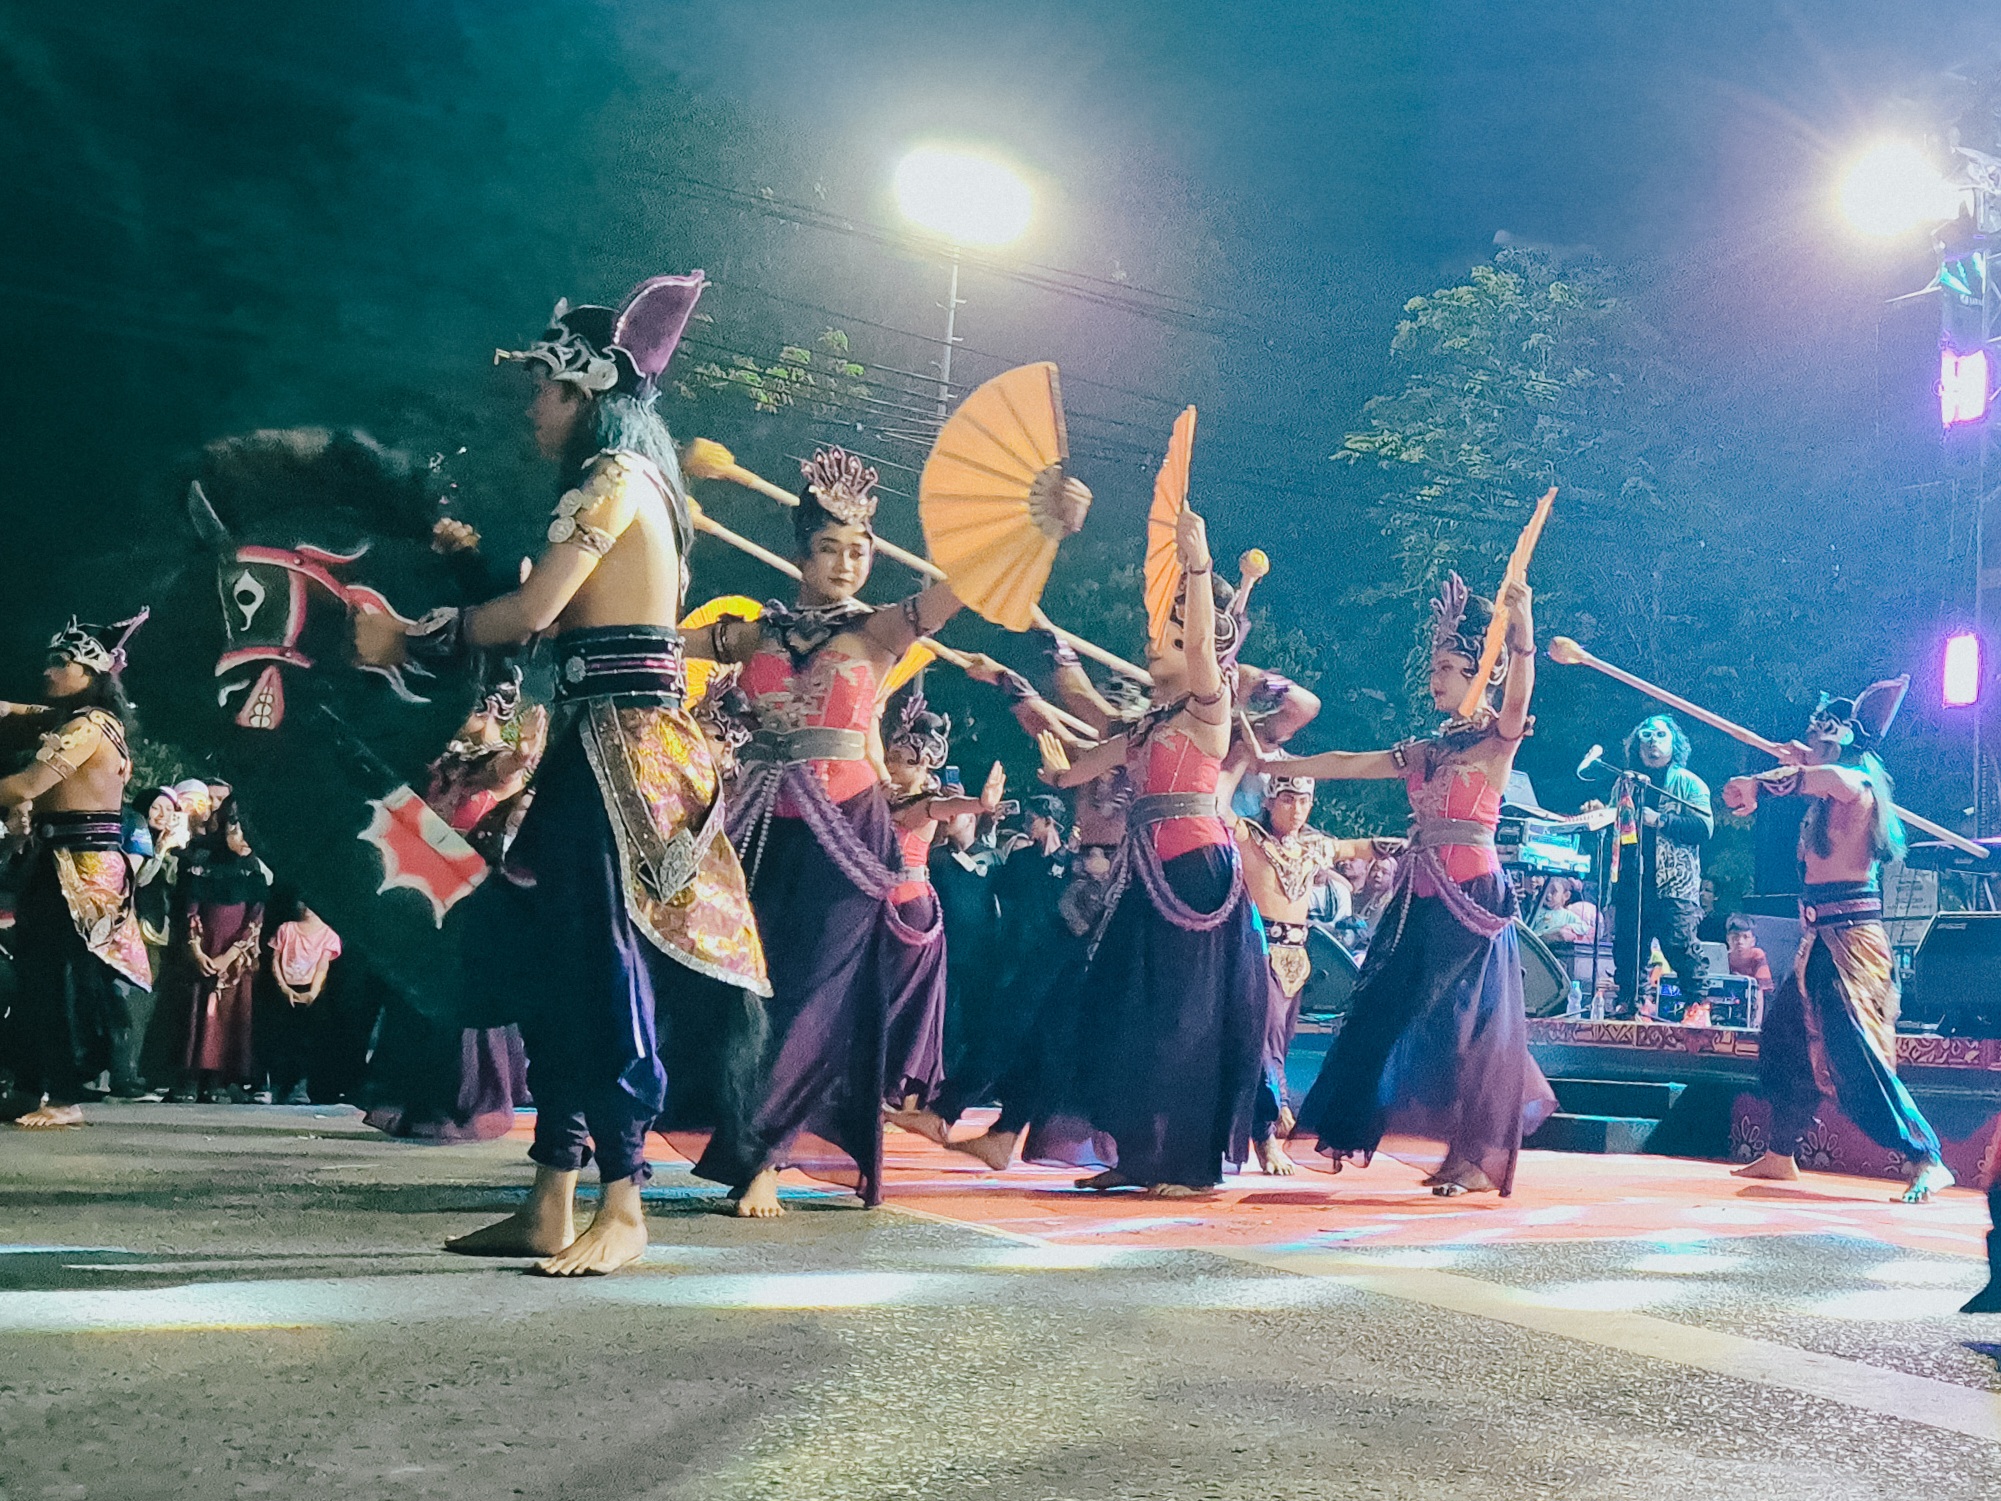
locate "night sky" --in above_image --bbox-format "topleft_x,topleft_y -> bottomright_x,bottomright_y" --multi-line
4,1 -> 1999,813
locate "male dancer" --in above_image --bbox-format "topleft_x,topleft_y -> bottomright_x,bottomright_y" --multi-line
1722,678 -> 1953,1203
1610,714 -> 1712,1016
0,614 -> 154,1127
356,273 -> 769,1273
1234,775 -> 1399,1173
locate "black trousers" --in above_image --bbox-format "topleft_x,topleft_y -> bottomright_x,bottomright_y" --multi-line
13,858 -> 140,1103
1611,888 -> 1705,1012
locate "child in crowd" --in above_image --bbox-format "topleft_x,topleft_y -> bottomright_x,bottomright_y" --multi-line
260,900 -> 341,1104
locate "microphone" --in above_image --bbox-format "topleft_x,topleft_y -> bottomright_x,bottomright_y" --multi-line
1575,743 -> 1606,779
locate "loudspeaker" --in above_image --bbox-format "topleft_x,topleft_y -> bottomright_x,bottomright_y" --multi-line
1910,912 -> 2001,1036
1296,923 -> 1362,1018
1516,920 -> 1572,1017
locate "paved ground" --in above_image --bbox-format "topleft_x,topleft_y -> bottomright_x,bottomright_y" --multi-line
2,1105 -> 1998,1501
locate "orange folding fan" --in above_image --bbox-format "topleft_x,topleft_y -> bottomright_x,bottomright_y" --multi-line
919,362 -> 1075,632
1144,406 -> 1197,651
677,594 -> 762,704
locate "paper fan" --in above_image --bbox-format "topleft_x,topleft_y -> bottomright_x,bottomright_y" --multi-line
919,362 -> 1079,632
879,642 -> 935,702
678,595 -> 763,704
1144,407 -> 1197,650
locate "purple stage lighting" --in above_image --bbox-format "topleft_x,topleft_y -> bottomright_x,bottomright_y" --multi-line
1941,347 -> 1990,427
1945,632 -> 1981,707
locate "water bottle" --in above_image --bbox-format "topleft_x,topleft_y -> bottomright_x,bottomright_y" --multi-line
1565,979 -> 1584,1019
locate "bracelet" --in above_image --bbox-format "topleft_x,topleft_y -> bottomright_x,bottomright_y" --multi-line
1046,637 -> 1081,669
405,606 -> 466,665
1185,563 -> 1213,576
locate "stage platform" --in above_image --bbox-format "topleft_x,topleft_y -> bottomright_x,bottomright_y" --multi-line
1292,1017 -> 2001,1184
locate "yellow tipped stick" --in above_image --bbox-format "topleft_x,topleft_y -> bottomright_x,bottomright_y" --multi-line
1548,634 -> 1986,858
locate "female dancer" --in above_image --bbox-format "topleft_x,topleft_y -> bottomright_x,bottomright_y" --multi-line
685,447 -> 1088,1216
882,693 -> 1008,1114
1263,574 -> 1556,1196
1036,506 -> 1267,1196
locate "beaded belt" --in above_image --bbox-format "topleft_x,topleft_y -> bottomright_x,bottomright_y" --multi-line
747,727 -> 870,764
553,625 -> 686,707
1265,918 -> 1309,947
1129,792 -> 1223,825
1800,881 -> 1882,930
35,810 -> 124,851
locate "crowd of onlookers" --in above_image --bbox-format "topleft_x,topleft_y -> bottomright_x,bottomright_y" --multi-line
1524,872 -> 1774,1024
1,778 -> 344,1104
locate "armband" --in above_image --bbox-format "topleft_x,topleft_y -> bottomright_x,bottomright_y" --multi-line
548,456 -> 640,556
405,606 -> 466,665
1045,635 -> 1081,670
997,668 -> 1037,705
33,712 -> 105,781
1758,768 -> 1802,799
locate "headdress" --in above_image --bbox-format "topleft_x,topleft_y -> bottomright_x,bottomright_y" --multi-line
1429,572 -> 1505,684
1265,774 -> 1315,798
479,667 -> 524,725
887,683 -> 952,771
494,272 -> 705,398
800,446 -> 881,528
48,608 -> 150,678
1811,675 -> 1909,751
1027,792 -> 1069,827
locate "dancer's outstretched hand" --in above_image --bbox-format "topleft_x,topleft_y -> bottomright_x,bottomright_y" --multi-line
1175,506 -> 1212,572
979,760 -> 1007,812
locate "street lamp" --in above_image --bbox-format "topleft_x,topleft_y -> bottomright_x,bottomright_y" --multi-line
1837,140 -> 1966,239
893,145 -> 1033,415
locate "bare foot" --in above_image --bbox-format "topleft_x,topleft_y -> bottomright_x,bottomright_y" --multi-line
733,1169 -> 785,1218
1276,1105 -> 1296,1137
884,1107 -> 950,1145
445,1165 -> 577,1256
534,1181 -> 646,1276
1731,1151 -> 1799,1182
1076,1169 -> 1134,1192
13,1103 -> 85,1129
1426,1162 -> 1496,1196
1900,1160 -> 1955,1204
1257,1136 -> 1296,1176
1144,1182 -> 1204,1199
946,1127 -> 1021,1171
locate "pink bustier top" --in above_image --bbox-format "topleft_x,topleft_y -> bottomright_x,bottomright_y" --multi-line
738,638 -> 881,809
1408,757 -> 1504,888
1136,726 -> 1228,861
887,816 -> 934,905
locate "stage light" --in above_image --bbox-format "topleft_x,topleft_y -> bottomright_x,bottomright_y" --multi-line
1944,631 -> 1981,707
1940,347 -> 1990,427
1838,141 -> 1965,238
893,146 -> 1032,247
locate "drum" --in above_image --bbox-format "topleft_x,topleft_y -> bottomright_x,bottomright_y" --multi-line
1296,922 -> 1362,1018
1516,919 -> 1571,1017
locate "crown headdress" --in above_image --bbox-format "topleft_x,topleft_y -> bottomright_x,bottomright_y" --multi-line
801,446 -> 880,527
888,681 -> 952,771
1265,774 -> 1315,797
1429,571 -> 1504,684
